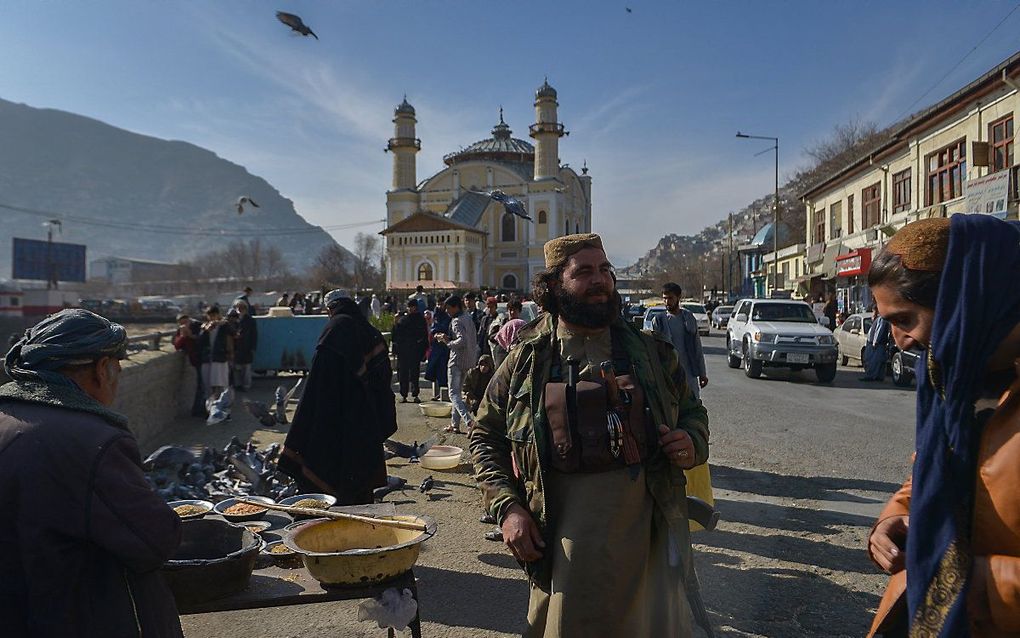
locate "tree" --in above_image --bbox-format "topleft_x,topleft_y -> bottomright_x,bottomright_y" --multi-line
803,116 -> 883,168
309,244 -> 353,289
352,232 -> 384,291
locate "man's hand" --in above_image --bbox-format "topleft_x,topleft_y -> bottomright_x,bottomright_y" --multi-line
434,333 -> 448,345
869,515 -> 908,574
501,503 -> 545,562
658,424 -> 696,469
698,375 -> 709,389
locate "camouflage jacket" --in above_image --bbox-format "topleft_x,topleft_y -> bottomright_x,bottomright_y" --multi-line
469,313 -> 710,591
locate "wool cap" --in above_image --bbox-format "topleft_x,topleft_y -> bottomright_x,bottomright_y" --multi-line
543,233 -> 605,269
886,218 -> 951,272
323,289 -> 351,309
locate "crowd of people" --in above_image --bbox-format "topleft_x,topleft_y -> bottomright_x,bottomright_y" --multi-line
1,217 -> 1017,637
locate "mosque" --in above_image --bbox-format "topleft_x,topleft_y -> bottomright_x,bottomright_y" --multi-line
381,80 -> 592,292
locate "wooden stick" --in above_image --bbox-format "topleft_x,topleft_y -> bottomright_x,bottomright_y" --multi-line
234,498 -> 428,532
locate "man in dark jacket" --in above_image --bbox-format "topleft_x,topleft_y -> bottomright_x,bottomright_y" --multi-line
391,299 -> 428,403
232,300 -> 258,391
173,313 -> 205,416
0,309 -> 183,638
279,290 -> 397,505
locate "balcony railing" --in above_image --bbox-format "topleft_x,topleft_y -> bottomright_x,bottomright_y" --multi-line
528,122 -> 566,136
387,137 -> 421,151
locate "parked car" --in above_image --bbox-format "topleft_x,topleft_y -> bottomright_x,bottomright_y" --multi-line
889,345 -> 921,387
711,305 -> 734,329
835,312 -> 873,366
642,305 -> 667,332
496,301 -> 539,323
726,298 -> 839,382
680,303 -> 711,336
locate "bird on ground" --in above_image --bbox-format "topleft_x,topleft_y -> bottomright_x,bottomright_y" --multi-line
243,399 -> 276,428
419,475 -> 435,494
236,196 -> 260,215
276,11 -> 318,39
465,189 -> 531,221
373,475 -> 408,502
384,436 -> 437,462
273,386 -> 289,425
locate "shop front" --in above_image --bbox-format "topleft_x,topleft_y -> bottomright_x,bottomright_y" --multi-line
834,248 -> 873,319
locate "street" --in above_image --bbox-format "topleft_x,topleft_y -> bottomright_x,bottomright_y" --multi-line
179,330 -> 917,638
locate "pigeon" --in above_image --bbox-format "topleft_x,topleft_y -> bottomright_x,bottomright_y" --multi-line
236,196 -> 260,215
243,399 -> 276,428
373,475 -> 408,502
276,11 -> 318,39
626,7 -> 632,13
384,436 -> 437,463
418,475 -> 435,494
143,445 -> 197,471
206,388 -> 234,426
477,189 -> 531,221
274,386 -> 289,425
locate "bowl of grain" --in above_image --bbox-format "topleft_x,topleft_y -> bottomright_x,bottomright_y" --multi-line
169,500 -> 214,520
263,540 -> 302,567
213,496 -> 276,522
235,520 -> 273,536
279,493 -> 337,520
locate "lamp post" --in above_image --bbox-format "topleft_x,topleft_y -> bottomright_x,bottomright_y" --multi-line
736,132 -> 779,294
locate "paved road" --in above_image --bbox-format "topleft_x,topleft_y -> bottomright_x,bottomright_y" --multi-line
178,330 -> 918,637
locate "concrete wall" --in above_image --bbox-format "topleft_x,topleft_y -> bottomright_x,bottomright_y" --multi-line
113,346 -> 194,450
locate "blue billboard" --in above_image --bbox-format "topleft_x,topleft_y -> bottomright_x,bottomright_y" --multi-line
12,237 -> 87,283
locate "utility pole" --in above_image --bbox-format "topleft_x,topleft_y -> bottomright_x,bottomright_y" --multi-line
44,219 -> 62,290
736,132 -> 780,292
727,212 -> 734,300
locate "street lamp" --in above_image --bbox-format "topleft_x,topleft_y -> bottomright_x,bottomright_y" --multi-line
736,131 -> 780,295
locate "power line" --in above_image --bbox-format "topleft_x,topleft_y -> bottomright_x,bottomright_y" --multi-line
894,2 -> 1020,123
0,202 -> 384,237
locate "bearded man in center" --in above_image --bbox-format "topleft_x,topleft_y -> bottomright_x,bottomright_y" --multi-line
470,233 -> 714,637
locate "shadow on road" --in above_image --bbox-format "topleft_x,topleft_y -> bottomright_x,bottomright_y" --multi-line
696,528 -> 873,574
695,550 -> 879,637
711,464 -> 900,503
415,565 -> 528,634
713,497 -> 875,535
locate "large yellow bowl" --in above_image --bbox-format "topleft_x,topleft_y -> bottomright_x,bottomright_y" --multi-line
284,515 -> 436,586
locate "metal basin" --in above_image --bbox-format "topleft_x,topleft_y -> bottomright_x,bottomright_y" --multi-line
161,519 -> 263,606
285,515 -> 436,586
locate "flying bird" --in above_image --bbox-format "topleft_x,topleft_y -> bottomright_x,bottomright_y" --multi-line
236,196 -> 260,215
276,11 -> 318,39
626,7 -> 633,13
467,189 -> 532,221
419,475 -> 435,494
384,436 -> 437,462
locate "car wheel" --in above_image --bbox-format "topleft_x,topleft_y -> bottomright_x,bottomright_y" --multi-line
815,362 -> 837,383
742,341 -> 762,378
726,336 -> 741,368
891,351 -> 913,387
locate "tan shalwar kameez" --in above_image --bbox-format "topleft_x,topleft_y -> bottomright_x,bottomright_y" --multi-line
526,325 -> 696,637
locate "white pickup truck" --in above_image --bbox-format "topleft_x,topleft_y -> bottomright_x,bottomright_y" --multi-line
726,298 -> 839,383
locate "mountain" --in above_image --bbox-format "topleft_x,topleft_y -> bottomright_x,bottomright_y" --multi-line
0,98 -> 342,280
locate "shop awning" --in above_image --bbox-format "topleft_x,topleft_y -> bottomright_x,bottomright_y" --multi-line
822,242 -> 844,279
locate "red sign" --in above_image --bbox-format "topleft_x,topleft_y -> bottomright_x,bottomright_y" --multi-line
835,248 -> 872,277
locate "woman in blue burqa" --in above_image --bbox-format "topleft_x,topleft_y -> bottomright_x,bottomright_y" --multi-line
280,290 -> 397,505
865,214 -> 1020,637
861,305 -> 891,382
424,302 -> 450,401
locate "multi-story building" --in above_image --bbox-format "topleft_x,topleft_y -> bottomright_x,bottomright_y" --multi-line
800,51 -> 1020,317
381,81 -> 592,291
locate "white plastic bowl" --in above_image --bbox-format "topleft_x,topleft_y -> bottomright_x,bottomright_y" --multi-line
420,445 -> 464,470
419,402 -> 452,418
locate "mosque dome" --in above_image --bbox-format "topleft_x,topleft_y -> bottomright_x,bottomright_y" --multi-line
395,96 -> 415,116
443,110 -> 535,165
536,79 -> 557,99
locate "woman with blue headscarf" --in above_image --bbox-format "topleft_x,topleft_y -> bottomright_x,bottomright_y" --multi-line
865,215 -> 1020,637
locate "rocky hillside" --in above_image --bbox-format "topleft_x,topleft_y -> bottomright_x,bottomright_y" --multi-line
0,98 -> 340,279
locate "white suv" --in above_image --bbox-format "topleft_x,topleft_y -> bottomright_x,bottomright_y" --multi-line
726,298 -> 839,383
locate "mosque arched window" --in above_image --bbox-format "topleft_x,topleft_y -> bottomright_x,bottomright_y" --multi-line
565,218 -> 570,236
576,222 -> 580,234
538,210 -> 547,224
417,262 -> 433,281
501,213 -> 516,242
502,273 -> 518,290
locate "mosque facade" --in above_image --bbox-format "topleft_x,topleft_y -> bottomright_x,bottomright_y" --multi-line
381,80 -> 592,292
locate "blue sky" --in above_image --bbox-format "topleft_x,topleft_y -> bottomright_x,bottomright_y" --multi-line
3,1 -> 1019,266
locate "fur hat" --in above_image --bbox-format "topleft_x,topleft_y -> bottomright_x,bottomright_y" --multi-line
543,233 -> 605,269
886,218 -> 951,272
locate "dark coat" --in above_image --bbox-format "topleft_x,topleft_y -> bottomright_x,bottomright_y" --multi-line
391,312 -> 428,361
279,300 -> 397,504
197,322 -> 234,364
425,310 -> 450,387
172,319 -> 203,367
0,381 -> 183,638
234,314 -> 258,365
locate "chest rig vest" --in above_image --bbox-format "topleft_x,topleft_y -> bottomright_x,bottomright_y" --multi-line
542,321 -> 657,474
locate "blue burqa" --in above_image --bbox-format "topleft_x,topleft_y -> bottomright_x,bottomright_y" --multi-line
907,214 -> 1020,635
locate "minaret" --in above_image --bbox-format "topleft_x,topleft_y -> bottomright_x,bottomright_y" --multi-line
388,96 -> 420,191
530,79 -> 566,181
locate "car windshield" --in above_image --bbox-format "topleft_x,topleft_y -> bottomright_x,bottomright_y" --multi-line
751,303 -> 817,323
681,304 -> 706,314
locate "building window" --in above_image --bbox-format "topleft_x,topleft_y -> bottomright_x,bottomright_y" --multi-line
9,297 -> 19,307
564,218 -> 570,236
538,210 -> 547,224
990,115 -> 1014,173
893,169 -> 911,213
812,208 -> 825,244
925,138 -> 966,205
829,201 -> 842,240
417,262 -> 433,281
502,273 -> 518,290
575,222 -> 580,234
862,182 -> 881,228
847,194 -> 855,234
501,213 -> 516,242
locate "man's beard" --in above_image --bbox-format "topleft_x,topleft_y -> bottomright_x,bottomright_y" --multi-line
556,286 -> 621,328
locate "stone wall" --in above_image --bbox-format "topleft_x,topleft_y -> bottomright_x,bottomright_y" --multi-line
113,347 -> 194,450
